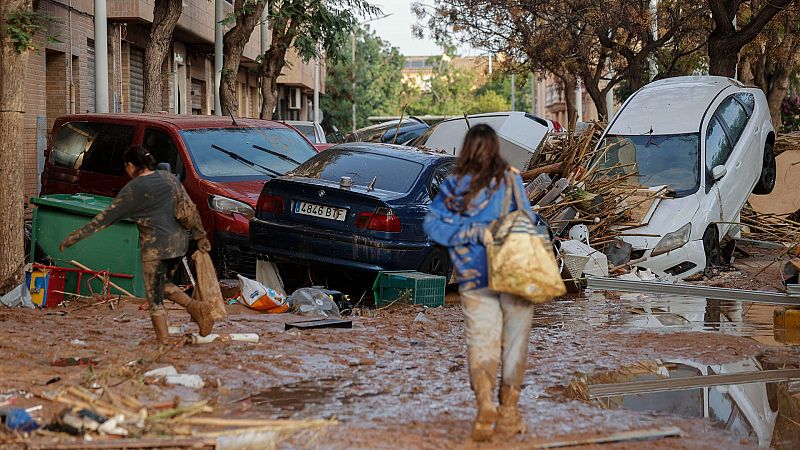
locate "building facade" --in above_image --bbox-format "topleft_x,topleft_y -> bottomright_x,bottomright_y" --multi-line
22,0 -> 324,203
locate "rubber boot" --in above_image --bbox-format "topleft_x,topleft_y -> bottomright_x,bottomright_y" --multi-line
150,311 -> 170,345
496,385 -> 526,435
165,284 -> 214,337
470,370 -> 498,442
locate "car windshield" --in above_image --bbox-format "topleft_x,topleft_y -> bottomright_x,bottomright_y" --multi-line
180,128 -> 317,181
593,133 -> 701,196
292,148 -> 424,193
292,125 -> 317,143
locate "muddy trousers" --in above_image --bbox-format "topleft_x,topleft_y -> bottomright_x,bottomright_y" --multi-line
141,257 -> 183,316
460,288 -> 534,438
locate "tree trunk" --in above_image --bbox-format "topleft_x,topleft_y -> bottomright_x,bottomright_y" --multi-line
0,0 -> 33,294
221,0 -> 267,116
708,36 -> 740,78
560,74 -> 578,130
259,50 -> 285,119
143,0 -> 182,113
766,66 -> 791,129
580,69 -> 609,122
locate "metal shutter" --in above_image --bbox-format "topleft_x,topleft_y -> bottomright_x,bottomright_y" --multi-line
87,42 -> 95,113
191,79 -> 202,112
129,47 -> 145,113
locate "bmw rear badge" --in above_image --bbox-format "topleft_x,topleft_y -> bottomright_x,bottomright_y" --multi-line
318,190 -> 326,198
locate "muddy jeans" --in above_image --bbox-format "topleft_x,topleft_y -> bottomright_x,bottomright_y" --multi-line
141,257 -> 182,316
460,288 -> 535,390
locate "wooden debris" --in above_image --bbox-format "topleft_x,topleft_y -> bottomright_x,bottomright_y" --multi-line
532,426 -> 684,449
741,205 -> 800,244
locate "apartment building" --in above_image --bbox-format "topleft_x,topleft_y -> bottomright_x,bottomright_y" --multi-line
22,0 -> 324,203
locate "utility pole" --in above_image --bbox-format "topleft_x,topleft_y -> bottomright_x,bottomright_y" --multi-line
94,0 -> 109,113
530,71 -> 536,115
260,6 -> 268,118
575,78 -> 583,122
488,54 -> 493,75
313,45 -> 320,124
214,0 -> 223,115
351,31 -> 356,133
510,73 -> 516,111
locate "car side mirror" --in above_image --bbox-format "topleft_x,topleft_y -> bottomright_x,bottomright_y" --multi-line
712,165 -> 727,181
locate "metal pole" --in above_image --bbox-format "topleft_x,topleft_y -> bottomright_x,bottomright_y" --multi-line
313,45 -> 320,124
214,0 -> 223,115
510,72 -> 516,111
648,0 -> 658,81
94,0 -> 109,113
259,6 -> 268,118
575,78 -> 583,122
351,30 -> 356,133
488,54 -> 493,75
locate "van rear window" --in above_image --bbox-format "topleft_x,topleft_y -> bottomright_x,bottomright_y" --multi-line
51,122 -> 135,176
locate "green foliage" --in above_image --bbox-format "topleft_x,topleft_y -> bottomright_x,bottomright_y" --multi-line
4,8 -> 49,53
321,26 -> 405,132
467,90 -> 509,114
403,56 -> 477,116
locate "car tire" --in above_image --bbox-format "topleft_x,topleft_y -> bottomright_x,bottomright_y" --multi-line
419,247 -> 452,282
703,225 -> 721,268
753,143 -> 776,195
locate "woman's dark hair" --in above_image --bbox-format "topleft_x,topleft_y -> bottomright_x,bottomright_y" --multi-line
448,124 -> 508,212
123,145 -> 157,173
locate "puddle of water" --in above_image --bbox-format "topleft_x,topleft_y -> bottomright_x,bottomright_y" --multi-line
249,377 -> 344,417
533,291 -> 790,346
567,357 -> 800,449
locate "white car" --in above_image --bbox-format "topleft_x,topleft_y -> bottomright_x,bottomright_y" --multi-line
283,120 -> 327,144
594,76 -> 776,279
410,111 -> 550,170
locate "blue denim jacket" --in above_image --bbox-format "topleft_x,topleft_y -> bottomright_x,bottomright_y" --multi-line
423,171 -> 535,291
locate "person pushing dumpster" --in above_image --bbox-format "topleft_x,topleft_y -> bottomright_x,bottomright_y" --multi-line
60,146 -> 215,344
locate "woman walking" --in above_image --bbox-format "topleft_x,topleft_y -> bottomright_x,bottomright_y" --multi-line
60,146 -> 215,344
424,124 -> 536,441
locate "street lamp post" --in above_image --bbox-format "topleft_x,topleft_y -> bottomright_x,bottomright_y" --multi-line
352,14 -> 392,133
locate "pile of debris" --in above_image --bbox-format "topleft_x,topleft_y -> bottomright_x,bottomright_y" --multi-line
741,205 -> 800,244
2,365 -> 335,448
773,131 -> 800,156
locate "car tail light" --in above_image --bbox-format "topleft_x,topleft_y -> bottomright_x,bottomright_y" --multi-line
257,194 -> 284,215
552,121 -> 563,132
356,207 -> 401,233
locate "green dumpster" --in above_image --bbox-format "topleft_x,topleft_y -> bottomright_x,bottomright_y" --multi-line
30,194 -> 145,298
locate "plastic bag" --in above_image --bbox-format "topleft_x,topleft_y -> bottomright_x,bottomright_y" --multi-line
288,288 -> 341,318
191,251 -> 228,321
237,275 -> 289,313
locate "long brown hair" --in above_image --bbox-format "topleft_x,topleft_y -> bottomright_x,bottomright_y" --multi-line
448,124 -> 508,212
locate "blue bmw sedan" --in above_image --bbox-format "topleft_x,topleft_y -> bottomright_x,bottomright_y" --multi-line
249,143 -> 456,278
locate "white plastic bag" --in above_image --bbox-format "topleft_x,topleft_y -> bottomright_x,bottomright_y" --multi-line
237,275 -> 288,313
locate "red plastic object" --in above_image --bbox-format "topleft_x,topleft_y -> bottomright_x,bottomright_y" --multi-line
51,357 -> 100,367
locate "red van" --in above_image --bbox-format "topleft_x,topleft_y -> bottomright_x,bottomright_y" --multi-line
41,113 -> 319,277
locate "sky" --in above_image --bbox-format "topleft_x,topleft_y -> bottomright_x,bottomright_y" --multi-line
368,1 -> 478,57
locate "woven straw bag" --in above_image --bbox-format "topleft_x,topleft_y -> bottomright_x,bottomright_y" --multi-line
484,171 -> 566,303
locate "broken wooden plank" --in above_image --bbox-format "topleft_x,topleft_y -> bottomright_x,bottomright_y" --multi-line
26,437 -> 216,449
532,426 -> 683,448
589,368 -> 800,398
284,318 -> 352,330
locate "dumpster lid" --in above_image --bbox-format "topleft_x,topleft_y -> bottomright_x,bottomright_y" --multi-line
31,194 -> 116,216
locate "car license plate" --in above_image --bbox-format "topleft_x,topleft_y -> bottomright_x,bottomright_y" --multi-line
294,201 -> 347,221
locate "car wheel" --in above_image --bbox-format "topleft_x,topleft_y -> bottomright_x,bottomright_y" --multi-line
753,143 -> 776,195
703,225 -> 721,268
420,247 -> 452,281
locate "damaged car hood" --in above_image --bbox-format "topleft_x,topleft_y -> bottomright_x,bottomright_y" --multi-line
617,193 -> 702,250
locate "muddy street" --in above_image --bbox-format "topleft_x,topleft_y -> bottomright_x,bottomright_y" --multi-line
2,287 -> 798,449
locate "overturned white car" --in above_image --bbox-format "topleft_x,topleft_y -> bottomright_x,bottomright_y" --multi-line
594,76 -> 776,279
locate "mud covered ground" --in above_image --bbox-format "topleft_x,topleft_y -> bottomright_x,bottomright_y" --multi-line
2,279 -> 799,449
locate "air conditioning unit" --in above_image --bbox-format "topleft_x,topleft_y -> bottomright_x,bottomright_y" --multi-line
288,88 -> 301,110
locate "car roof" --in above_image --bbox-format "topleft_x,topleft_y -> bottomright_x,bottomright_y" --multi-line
55,113 -> 290,131
327,142 -> 454,163
608,76 -> 741,135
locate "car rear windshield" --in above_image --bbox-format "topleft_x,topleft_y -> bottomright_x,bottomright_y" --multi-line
180,128 -> 317,181
292,148 -> 424,193
594,133 -> 701,196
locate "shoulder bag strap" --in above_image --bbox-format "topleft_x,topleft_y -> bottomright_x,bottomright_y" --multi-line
509,170 -> 538,223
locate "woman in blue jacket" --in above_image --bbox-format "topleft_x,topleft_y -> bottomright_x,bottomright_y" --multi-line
424,124 -> 536,441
